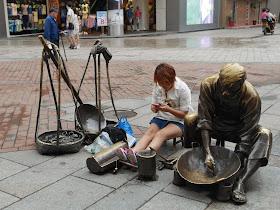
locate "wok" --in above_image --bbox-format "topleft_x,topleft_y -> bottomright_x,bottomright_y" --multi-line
76,104 -> 106,134
177,146 -> 240,184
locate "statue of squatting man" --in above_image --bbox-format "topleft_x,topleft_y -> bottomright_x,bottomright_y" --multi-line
184,63 -> 272,203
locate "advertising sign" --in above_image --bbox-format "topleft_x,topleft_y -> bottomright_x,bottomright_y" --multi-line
97,11 -> 108,26
47,0 -> 59,13
186,0 -> 214,25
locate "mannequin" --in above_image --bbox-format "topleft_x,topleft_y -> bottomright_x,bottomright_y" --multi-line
81,0 -> 89,34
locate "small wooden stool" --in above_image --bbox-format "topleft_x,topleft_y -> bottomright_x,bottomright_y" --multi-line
173,136 -> 184,151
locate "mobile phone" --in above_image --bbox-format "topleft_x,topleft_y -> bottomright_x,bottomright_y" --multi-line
152,104 -> 161,107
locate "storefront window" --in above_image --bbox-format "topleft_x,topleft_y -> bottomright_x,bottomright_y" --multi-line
7,0 -> 47,35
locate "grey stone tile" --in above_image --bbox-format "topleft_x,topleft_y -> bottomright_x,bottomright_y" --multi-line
107,98 -> 151,110
208,166 -> 280,210
0,158 -> 28,180
4,176 -> 113,210
261,93 -> 280,105
129,114 -> 153,127
271,131 -> 280,156
261,103 -> 272,113
0,191 -> 19,209
268,154 -> 280,168
0,150 -> 91,198
0,150 -> 55,167
139,192 -> 208,210
264,101 -> 280,116
163,182 -> 212,204
72,166 -> 138,189
259,113 -> 280,130
87,169 -> 174,210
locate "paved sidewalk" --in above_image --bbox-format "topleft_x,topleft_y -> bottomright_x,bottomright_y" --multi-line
0,28 -> 280,209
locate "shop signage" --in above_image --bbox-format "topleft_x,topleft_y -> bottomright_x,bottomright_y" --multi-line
47,0 -> 59,14
97,11 -> 108,26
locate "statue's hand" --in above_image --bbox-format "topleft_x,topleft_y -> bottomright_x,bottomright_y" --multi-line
205,153 -> 216,174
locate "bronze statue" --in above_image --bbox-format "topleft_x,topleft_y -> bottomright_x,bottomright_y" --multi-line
184,63 -> 272,203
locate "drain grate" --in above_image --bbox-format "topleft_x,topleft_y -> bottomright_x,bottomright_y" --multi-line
104,110 -> 137,119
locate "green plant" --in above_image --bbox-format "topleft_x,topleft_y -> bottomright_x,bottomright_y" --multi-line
227,16 -> 232,22
250,2 -> 258,9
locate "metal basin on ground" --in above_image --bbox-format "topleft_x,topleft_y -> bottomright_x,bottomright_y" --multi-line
36,130 -> 85,155
177,146 -> 241,185
76,104 -> 106,134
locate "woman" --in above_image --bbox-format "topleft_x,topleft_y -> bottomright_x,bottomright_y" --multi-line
116,63 -> 194,165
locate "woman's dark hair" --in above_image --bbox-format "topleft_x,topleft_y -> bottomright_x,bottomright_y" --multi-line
67,1 -> 73,7
262,8 -> 267,12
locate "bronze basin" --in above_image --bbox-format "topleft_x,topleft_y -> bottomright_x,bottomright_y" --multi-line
177,146 -> 241,184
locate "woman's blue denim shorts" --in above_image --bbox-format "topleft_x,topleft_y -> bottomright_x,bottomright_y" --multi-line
150,117 -> 184,132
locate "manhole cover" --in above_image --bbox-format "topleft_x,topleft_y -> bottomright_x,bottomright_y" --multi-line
104,110 -> 137,119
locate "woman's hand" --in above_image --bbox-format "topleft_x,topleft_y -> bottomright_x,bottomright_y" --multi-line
158,104 -> 171,112
151,104 -> 159,113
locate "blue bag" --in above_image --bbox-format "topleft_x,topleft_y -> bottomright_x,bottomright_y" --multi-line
118,116 -> 135,137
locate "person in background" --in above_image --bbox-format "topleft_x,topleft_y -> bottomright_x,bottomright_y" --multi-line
127,2 -> 134,31
261,8 -> 267,32
66,1 -> 76,49
266,8 -> 276,31
116,63 -> 194,165
44,8 -> 59,47
73,8 -> 81,48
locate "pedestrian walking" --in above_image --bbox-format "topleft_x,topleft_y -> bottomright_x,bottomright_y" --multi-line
44,8 -> 59,47
74,8 -> 81,48
66,1 -> 76,49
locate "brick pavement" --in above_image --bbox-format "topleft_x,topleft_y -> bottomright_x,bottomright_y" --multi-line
1,59 -> 280,152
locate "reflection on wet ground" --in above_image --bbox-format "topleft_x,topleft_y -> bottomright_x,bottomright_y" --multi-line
0,28 -> 273,49
1,27 -> 279,63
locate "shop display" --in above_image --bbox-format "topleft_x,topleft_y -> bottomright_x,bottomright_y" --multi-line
7,0 -> 47,35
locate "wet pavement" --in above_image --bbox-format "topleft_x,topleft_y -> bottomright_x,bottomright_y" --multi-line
1,27 -> 280,63
0,27 -> 280,209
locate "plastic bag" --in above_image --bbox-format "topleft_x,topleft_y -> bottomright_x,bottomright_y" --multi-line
84,132 -> 113,154
118,115 -> 136,147
118,116 -> 135,137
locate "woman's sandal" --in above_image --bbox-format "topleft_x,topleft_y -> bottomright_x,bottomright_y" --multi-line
116,148 -> 129,163
127,148 -> 138,166
232,182 -> 247,204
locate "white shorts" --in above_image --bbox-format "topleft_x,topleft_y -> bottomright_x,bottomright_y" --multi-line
68,29 -> 75,37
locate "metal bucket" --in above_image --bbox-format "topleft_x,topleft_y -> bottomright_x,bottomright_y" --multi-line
137,150 -> 157,181
36,130 -> 85,155
76,104 -> 106,134
215,181 -> 234,201
176,146 -> 241,185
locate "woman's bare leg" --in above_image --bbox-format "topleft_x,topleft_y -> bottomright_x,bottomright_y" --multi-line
133,123 -> 160,152
148,124 -> 182,151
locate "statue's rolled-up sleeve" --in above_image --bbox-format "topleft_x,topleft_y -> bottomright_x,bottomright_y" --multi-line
197,80 -> 216,131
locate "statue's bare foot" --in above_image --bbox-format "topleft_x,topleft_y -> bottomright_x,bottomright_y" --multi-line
232,182 -> 247,204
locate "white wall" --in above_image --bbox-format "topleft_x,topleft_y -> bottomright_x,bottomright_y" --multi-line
267,0 -> 280,20
156,0 -> 166,30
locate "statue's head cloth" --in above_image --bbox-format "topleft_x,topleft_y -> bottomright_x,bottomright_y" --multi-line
219,63 -> 247,88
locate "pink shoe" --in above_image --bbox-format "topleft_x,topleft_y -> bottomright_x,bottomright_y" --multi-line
116,148 -> 129,162
127,148 -> 138,166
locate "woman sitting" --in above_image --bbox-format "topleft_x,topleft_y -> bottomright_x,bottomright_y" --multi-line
116,63 -> 194,165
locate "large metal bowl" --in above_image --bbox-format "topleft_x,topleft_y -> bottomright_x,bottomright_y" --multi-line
36,130 -> 85,155
76,104 -> 106,134
177,146 -> 241,184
